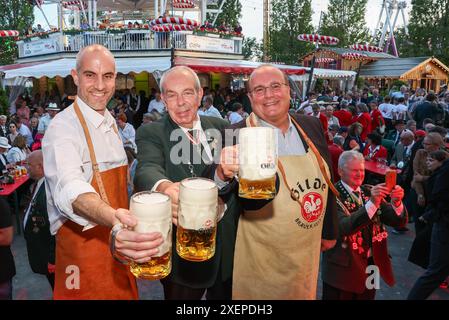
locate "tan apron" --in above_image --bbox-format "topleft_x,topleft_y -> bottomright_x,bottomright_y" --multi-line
53,101 -> 138,300
232,114 -> 332,300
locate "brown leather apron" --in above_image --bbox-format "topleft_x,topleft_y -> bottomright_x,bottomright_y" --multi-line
232,114 -> 332,300
53,101 -> 138,300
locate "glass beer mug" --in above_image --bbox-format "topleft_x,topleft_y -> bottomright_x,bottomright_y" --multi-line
176,177 -> 218,262
238,127 -> 277,199
129,191 -> 172,280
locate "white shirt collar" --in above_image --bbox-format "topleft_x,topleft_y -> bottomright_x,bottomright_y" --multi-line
178,115 -> 202,132
341,180 -> 361,194
76,97 -> 115,130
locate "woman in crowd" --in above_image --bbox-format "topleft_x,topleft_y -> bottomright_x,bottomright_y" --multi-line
6,135 -> 30,165
411,132 -> 444,235
117,113 -> 137,153
343,122 -> 364,152
363,132 -> 388,162
7,122 -> 20,145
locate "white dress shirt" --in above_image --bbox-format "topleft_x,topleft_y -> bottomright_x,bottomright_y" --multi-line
198,105 -> 223,119
6,147 -> 26,163
379,103 -> 394,119
118,122 -> 137,152
147,99 -> 165,114
18,123 -> 33,146
228,112 -> 243,124
37,113 -> 52,134
43,97 -> 127,235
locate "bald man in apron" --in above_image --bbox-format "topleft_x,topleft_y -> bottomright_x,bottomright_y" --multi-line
221,65 -> 338,299
43,45 -> 164,299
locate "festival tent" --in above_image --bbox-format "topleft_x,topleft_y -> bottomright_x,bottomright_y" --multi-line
0,57 -> 172,80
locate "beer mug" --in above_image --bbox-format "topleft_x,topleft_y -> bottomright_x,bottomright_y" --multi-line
129,191 -> 172,280
238,127 -> 277,199
177,177 -> 218,262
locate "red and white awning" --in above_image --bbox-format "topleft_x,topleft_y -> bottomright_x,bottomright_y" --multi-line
0,30 -> 19,37
173,0 -> 195,9
298,34 -> 339,45
350,44 -> 383,53
175,57 -> 306,75
342,52 -> 368,60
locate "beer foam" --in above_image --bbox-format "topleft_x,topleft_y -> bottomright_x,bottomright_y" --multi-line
182,178 -> 216,190
132,192 -> 169,204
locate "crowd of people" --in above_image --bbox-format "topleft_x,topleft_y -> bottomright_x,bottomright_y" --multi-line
1,44 -> 449,300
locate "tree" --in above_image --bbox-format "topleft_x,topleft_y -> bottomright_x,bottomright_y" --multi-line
396,0 -> 449,64
242,37 -> 262,61
267,0 -> 314,65
0,0 -> 34,65
206,0 -> 242,28
320,0 -> 370,48
0,87 -> 8,115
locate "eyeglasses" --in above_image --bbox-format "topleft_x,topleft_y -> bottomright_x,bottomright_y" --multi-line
250,82 -> 289,97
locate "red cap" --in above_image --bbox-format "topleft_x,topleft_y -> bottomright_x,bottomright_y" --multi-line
415,130 -> 426,137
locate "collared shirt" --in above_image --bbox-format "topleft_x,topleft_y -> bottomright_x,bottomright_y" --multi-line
37,113 -> 52,134
118,122 -> 137,152
198,105 -> 223,119
259,116 -> 306,156
147,99 -> 165,114
18,124 -> 33,146
43,97 -> 127,235
152,116 -> 215,191
228,112 -> 243,124
340,180 -> 403,218
23,177 -> 44,228
379,103 -> 394,119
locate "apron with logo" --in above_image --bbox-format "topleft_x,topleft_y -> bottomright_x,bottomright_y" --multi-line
53,101 -> 138,300
232,114 -> 333,300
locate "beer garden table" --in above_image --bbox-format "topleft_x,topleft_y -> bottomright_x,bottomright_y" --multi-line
0,175 -> 30,235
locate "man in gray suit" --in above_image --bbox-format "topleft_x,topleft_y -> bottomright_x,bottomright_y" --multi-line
390,130 -> 415,169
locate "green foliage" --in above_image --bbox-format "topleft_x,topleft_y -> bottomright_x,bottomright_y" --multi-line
0,87 -> 8,115
206,0 -> 242,28
0,0 -> 34,65
396,0 -> 449,65
320,0 -> 370,47
267,0 -> 314,64
242,37 -> 262,61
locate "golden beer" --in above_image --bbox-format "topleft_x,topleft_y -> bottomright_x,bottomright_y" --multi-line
238,176 -> 276,199
129,191 -> 172,280
177,178 -> 218,262
238,127 -> 277,200
176,225 -> 216,261
129,250 -> 171,280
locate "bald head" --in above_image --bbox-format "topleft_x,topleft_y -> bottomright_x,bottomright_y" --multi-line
27,150 -> 44,180
248,65 -> 289,91
76,44 -> 115,72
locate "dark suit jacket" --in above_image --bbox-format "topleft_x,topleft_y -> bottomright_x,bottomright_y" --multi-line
321,181 -> 407,294
134,115 -> 241,288
0,125 -> 7,138
24,181 -> 56,275
0,154 -> 8,172
224,113 -> 339,240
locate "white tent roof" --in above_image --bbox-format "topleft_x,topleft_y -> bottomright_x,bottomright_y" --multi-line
1,57 -> 172,79
289,67 -> 356,80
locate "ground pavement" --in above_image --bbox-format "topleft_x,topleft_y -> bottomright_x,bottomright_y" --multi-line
10,218 -> 449,300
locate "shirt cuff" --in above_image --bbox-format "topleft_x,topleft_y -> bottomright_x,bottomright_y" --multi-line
392,202 -> 404,216
56,179 -> 98,230
214,170 -> 230,190
365,200 -> 379,219
152,179 -> 171,192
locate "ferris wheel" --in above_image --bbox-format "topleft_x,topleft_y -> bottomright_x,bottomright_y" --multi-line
372,0 -> 409,57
